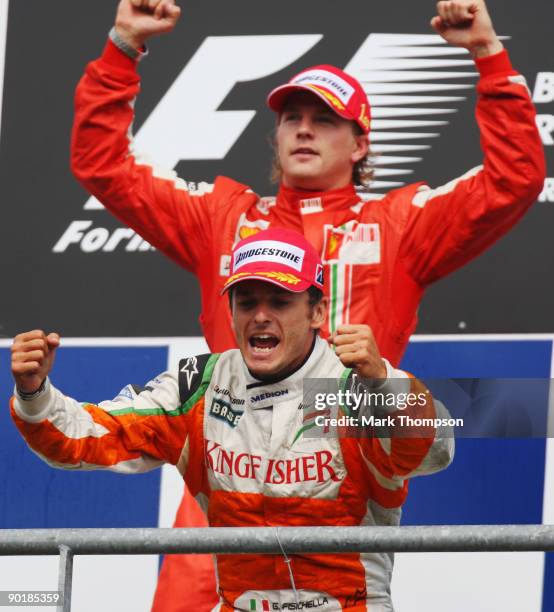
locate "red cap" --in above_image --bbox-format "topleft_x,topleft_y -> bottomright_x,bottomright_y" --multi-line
267,64 -> 371,134
222,228 -> 324,294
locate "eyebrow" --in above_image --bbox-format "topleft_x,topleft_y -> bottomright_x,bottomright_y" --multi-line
234,287 -> 291,298
281,100 -> 334,115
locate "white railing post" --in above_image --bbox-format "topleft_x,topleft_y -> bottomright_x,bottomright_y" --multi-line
57,544 -> 73,612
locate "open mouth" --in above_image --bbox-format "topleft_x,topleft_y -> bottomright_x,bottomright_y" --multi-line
292,147 -> 318,156
249,334 -> 280,353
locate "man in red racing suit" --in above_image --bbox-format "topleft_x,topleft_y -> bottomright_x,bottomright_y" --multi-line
70,1 -> 545,609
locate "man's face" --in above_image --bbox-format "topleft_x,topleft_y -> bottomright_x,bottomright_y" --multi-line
231,280 -> 327,381
275,92 -> 368,192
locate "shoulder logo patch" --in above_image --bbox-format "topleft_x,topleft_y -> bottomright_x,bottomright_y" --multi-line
178,353 -> 214,405
115,385 -> 135,401
180,357 -> 199,390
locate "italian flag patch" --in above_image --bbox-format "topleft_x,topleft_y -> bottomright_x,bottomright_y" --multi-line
249,599 -> 270,611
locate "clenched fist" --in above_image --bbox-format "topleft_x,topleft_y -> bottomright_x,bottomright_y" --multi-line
115,0 -> 181,50
328,324 -> 387,380
431,0 -> 503,58
11,330 -> 60,394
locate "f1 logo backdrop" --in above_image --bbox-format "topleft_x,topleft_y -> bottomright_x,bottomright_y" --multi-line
0,0 -> 553,338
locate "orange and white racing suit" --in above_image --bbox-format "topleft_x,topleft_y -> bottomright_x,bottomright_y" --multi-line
12,337 -> 453,611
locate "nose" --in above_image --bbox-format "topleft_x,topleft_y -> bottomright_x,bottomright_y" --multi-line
296,114 -> 314,138
253,303 -> 271,325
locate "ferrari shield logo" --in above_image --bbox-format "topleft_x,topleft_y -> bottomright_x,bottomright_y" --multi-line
322,222 -> 381,264
233,213 -> 270,246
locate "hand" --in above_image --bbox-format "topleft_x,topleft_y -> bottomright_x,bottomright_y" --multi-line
430,0 -> 503,58
328,324 -> 387,380
11,330 -> 61,394
115,0 -> 181,50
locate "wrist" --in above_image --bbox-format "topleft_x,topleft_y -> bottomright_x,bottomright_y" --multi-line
111,25 -> 146,58
470,38 -> 504,60
13,378 -> 53,423
368,359 -> 392,390
16,378 -> 47,401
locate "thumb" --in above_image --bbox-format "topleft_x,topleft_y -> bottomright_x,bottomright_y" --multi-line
46,333 -> 61,350
430,16 -> 448,33
167,4 -> 181,18
156,2 -> 181,20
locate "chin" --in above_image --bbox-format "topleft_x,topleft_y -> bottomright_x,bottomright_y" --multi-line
289,176 -> 326,192
285,165 -> 321,182
247,361 -> 282,380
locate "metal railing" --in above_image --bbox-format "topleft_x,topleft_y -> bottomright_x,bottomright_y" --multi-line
2,525 -> 554,612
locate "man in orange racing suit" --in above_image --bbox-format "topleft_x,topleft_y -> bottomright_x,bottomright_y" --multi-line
70,0 -> 544,608
11,229 -> 454,612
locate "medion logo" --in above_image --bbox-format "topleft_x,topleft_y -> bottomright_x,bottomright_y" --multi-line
251,389 -> 289,403
53,33 -> 479,253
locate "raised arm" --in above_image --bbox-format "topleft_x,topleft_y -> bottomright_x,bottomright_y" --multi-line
10,330 -> 188,473
430,0 -> 503,59
71,0 -> 217,272
399,0 -> 545,285
330,324 -> 454,480
114,0 -> 181,50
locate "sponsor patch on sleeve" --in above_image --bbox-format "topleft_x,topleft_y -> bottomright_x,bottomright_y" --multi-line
178,353 -> 213,404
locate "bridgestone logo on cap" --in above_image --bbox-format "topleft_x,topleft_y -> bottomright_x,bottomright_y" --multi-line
233,240 -> 305,272
293,69 -> 355,105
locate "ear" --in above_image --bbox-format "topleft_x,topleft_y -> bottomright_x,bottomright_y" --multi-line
351,134 -> 369,164
310,297 -> 329,331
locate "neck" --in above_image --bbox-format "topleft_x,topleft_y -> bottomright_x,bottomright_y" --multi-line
277,182 -> 359,214
281,176 -> 354,193
279,181 -> 357,198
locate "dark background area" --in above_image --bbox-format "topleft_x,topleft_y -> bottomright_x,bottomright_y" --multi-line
0,0 -> 552,337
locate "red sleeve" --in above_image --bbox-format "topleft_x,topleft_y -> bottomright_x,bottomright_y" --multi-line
398,49 -> 546,286
71,39 -> 213,272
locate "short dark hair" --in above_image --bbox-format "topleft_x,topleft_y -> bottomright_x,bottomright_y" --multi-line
307,285 -> 324,306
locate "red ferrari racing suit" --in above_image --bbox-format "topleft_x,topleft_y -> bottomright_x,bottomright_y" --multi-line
71,41 -> 545,366
11,337 -> 454,611
70,40 -> 544,612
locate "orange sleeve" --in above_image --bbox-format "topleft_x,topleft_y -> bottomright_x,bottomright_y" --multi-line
10,372 -> 192,473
